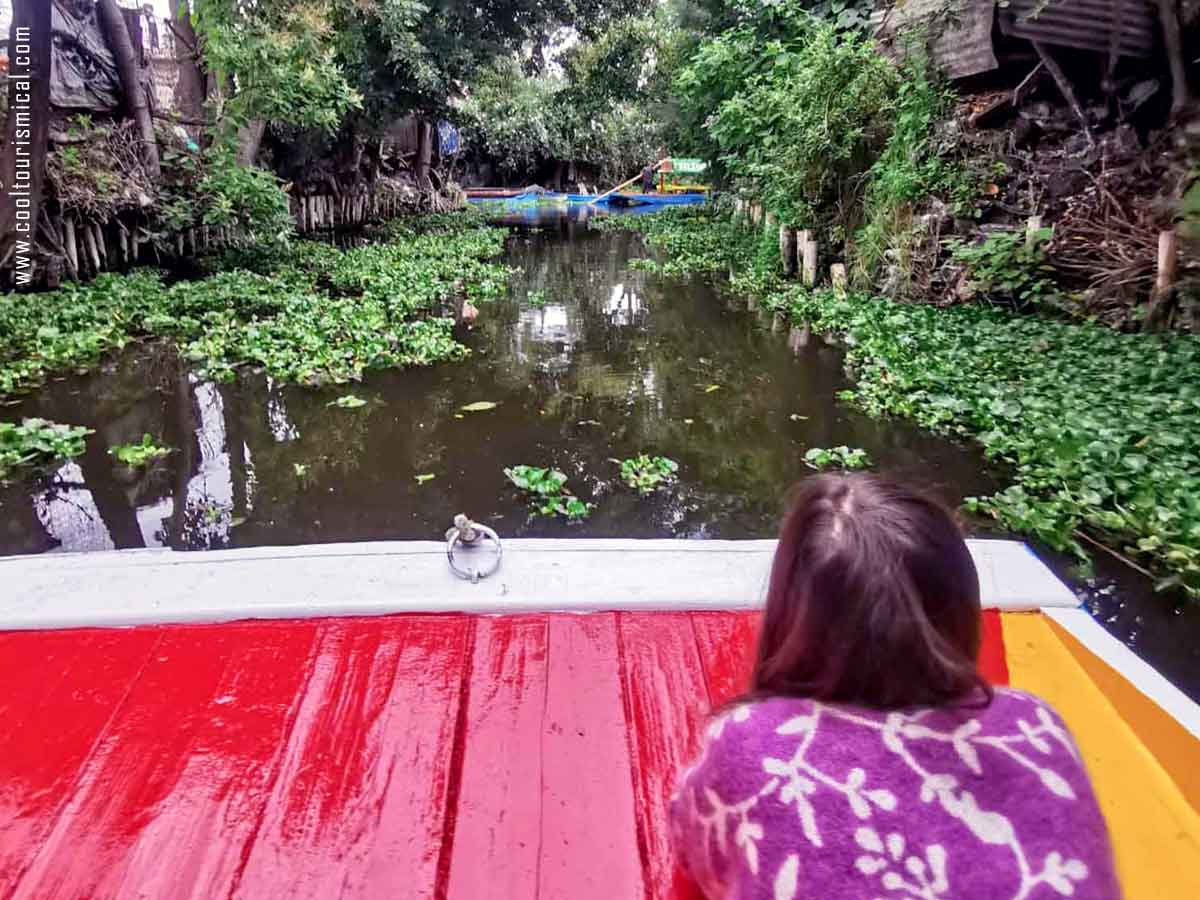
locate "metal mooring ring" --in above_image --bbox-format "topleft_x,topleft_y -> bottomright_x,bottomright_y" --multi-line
446,525 -> 503,583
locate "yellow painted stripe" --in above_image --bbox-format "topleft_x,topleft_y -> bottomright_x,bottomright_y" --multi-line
1046,616 -> 1200,814
1002,612 -> 1200,899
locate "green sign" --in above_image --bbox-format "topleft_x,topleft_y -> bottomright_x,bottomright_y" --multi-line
671,157 -> 708,175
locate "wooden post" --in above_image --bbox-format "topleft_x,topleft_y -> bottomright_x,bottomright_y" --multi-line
94,223 -> 107,268
63,218 -> 79,278
1025,215 -> 1043,249
802,239 -> 818,287
765,211 -> 777,234
1144,229 -> 1179,332
831,263 -> 847,295
1156,229 -> 1179,295
780,226 -> 797,277
82,223 -> 101,273
104,225 -> 117,268
795,230 -> 809,278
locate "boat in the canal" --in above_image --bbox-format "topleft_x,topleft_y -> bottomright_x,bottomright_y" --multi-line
467,188 -> 709,207
0,538 -> 1196,898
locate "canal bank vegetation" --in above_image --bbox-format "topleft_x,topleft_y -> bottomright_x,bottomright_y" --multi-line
0,214 -> 511,398
2,0 -> 662,286
604,207 -> 1200,598
665,1 -> 1197,330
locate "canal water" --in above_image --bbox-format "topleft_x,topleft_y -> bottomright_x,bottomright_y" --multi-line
2,209 -> 1198,700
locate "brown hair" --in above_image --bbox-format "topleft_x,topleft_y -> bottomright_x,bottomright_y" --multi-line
748,473 -> 989,710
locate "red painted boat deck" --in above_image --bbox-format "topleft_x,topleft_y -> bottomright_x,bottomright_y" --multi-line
0,610 -> 1008,899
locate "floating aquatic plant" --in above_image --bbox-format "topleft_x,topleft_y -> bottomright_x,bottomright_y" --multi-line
504,464 -> 593,521
0,418 -> 92,480
617,455 -> 680,495
109,434 -> 173,467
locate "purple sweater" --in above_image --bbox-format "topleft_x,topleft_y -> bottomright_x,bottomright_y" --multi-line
670,688 -> 1120,900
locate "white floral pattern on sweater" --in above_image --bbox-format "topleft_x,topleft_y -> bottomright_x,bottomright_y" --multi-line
670,689 -> 1121,900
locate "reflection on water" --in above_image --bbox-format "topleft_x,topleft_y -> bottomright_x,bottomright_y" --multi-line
3,218 -> 1199,700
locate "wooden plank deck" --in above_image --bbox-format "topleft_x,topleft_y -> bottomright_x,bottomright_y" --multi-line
0,610 -> 1009,899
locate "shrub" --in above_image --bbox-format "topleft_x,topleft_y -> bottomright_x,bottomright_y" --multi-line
949,229 -> 1060,311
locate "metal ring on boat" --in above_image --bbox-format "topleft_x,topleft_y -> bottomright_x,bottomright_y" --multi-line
446,525 -> 503,583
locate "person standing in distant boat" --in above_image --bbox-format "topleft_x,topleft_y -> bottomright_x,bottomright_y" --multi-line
642,163 -> 656,193
669,474 -> 1121,900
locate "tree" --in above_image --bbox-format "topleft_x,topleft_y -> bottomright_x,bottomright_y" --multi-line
190,0 -> 361,163
168,0 -> 209,137
97,0 -> 160,177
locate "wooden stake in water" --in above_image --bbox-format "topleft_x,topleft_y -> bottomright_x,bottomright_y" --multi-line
1144,229 -> 1179,332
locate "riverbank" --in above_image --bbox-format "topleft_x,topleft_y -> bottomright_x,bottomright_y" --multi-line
603,208 -> 1200,600
0,212 -> 513,479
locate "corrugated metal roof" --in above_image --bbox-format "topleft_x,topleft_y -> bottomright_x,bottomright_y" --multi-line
999,0 -> 1158,57
876,0 -> 998,80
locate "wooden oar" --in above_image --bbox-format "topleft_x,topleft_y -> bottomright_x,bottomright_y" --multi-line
587,159 -> 669,206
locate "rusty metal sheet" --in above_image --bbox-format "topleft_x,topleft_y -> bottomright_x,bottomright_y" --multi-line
876,0 -> 999,79
999,0 -> 1157,57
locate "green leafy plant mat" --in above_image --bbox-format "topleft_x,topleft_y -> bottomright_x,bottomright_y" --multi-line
109,433 -> 173,467
0,418 -> 92,480
617,455 -> 680,495
504,464 -> 593,521
804,446 -> 871,470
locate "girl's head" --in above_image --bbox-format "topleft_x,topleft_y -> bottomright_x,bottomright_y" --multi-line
751,473 -> 987,709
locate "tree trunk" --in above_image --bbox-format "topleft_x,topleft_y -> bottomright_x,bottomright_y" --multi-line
0,0 -> 52,285
1157,0 -> 1193,115
97,0 -> 160,178
235,119 -> 267,166
168,0 -> 207,139
415,120 -> 433,189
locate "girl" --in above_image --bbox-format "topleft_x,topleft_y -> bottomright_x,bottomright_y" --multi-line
670,474 -> 1120,899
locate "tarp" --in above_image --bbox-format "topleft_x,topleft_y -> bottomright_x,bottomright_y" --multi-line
438,120 -> 460,156
50,0 -> 121,111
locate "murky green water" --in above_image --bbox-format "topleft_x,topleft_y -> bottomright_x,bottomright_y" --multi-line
3,211 -> 1198,699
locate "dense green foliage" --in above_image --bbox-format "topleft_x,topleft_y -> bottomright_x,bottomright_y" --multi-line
852,51 -> 979,289
676,20 -> 895,230
603,208 -> 1200,597
194,0 -> 362,135
154,143 -> 294,247
669,4 -> 981,285
504,465 -> 594,520
617,454 -> 680,494
0,420 -> 92,481
949,229 -> 1060,311
456,15 -> 671,183
0,215 -> 511,397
